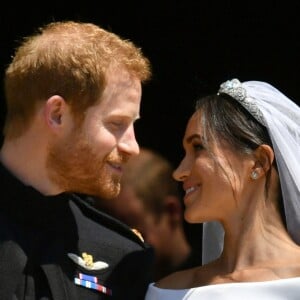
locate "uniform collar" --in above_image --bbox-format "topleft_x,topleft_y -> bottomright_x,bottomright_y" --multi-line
0,162 -> 71,228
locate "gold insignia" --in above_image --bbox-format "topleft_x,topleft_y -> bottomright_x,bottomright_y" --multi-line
131,228 -> 144,242
82,252 -> 94,267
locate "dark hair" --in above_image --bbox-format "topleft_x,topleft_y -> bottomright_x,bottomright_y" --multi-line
196,94 -> 272,152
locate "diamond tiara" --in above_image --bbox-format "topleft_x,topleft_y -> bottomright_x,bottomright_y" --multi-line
218,78 -> 266,126
218,78 -> 247,101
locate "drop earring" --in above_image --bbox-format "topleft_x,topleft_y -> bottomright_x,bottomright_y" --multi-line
251,171 -> 258,180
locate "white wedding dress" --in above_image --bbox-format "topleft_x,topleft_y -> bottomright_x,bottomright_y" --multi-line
145,277 -> 300,299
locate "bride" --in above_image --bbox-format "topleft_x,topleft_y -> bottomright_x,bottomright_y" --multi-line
145,79 -> 300,299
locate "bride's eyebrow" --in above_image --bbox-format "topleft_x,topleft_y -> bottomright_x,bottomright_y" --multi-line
186,134 -> 202,144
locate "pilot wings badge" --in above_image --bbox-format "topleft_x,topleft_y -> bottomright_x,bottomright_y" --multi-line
68,252 -> 109,271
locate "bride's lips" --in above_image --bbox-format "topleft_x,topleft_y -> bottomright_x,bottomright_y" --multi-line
183,184 -> 200,205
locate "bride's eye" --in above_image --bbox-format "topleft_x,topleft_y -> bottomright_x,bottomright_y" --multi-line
192,143 -> 204,152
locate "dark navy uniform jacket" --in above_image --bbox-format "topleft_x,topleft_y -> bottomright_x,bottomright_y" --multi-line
0,163 -> 154,299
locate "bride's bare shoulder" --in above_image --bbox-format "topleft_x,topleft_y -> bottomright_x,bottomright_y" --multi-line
155,268 -> 196,289
155,264 -> 214,289
154,260 -> 222,289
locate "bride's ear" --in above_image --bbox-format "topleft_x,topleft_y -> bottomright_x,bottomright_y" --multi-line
251,144 -> 275,179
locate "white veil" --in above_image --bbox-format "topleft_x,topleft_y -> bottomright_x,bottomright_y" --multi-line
202,79 -> 300,264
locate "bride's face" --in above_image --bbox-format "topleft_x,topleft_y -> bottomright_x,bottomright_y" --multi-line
173,112 -> 254,223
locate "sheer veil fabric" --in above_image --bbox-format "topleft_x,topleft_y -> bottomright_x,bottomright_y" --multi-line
203,79 -> 300,264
